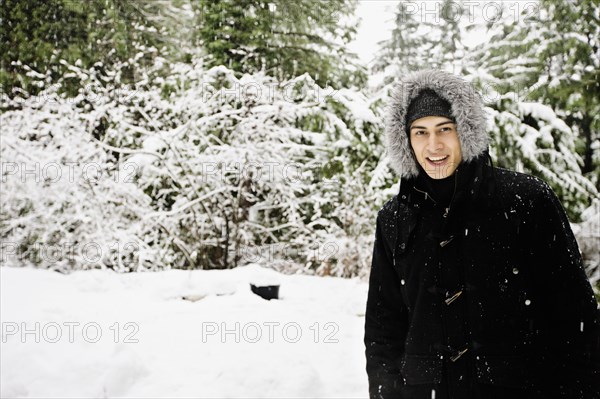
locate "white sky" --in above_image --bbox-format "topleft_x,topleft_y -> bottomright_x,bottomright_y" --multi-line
348,0 -> 399,67
348,0 -> 521,67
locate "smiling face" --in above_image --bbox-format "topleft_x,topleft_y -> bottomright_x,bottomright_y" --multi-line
409,116 -> 463,179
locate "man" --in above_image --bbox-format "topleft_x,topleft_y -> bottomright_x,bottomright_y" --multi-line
364,69 -> 600,398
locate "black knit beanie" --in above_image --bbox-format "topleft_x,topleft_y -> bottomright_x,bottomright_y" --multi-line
405,88 -> 455,135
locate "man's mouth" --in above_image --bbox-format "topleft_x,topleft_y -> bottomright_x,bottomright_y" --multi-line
426,155 -> 449,165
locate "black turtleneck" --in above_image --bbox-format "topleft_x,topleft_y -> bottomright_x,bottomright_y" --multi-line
415,168 -> 457,206
412,152 -> 487,209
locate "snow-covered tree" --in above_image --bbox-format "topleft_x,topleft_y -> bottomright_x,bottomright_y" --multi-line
1,0 -> 189,96
1,54 -> 388,276
137,62 -> 387,274
373,0 -> 471,85
483,90 -> 598,219
193,0 -> 367,90
424,0 -> 471,72
372,2 -> 432,80
471,0 -> 600,190
0,53 -> 177,272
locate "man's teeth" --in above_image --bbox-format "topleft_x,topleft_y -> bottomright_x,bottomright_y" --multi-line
428,156 -> 448,162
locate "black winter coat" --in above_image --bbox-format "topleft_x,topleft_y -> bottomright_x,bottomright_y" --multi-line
364,151 -> 600,399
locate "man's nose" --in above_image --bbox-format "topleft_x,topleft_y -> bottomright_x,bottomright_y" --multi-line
427,133 -> 442,150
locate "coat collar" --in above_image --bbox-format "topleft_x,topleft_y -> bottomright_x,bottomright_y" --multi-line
397,150 -> 496,212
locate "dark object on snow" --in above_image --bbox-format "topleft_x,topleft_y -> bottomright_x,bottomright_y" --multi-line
181,294 -> 206,302
250,284 -> 279,300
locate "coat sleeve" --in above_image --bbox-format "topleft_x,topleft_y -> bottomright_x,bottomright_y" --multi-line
531,182 -> 600,396
364,211 -> 409,398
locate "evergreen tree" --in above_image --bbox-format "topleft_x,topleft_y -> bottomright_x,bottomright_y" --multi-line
0,0 -> 178,96
482,89 -> 598,220
0,0 -> 88,93
427,0 -> 470,72
372,0 -> 471,86
372,1 -> 432,78
471,0 -> 600,190
193,0 -> 367,89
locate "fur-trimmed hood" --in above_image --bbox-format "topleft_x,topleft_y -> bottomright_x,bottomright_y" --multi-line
385,70 -> 490,179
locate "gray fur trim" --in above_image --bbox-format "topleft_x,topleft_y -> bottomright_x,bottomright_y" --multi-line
385,69 -> 489,178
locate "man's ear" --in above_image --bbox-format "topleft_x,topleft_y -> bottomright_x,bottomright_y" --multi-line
409,146 -> 420,165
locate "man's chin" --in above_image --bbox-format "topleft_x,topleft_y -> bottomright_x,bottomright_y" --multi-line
423,165 -> 458,179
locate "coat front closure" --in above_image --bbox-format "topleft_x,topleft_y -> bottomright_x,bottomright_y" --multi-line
394,155 -> 496,397
381,152 -> 565,398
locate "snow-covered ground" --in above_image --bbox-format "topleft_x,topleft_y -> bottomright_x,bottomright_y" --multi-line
1,265 -> 370,398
